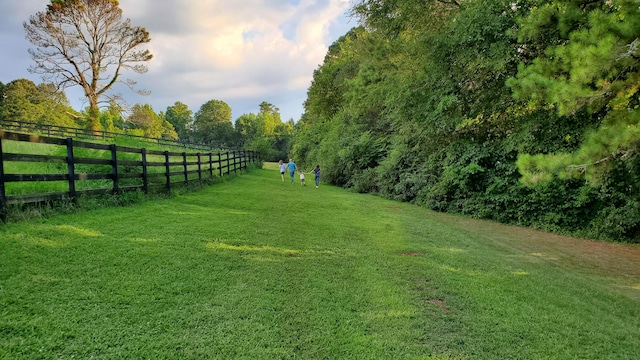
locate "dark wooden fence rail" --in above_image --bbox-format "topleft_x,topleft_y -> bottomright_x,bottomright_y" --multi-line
0,119 -> 234,152
0,130 -> 259,222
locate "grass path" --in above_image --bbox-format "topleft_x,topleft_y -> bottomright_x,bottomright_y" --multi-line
1,167 -> 639,359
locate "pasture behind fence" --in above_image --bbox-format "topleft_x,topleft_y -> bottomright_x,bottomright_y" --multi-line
0,130 -> 259,222
0,119 -> 231,152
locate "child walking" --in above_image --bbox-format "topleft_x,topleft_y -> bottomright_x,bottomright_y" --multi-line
299,170 -> 307,186
278,160 -> 286,182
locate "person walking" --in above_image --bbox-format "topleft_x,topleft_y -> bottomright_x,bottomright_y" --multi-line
278,160 -> 286,182
287,158 -> 297,184
299,170 -> 307,186
313,165 -> 321,188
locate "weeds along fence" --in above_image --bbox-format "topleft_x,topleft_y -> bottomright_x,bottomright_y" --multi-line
0,119 -> 226,151
0,130 -> 259,222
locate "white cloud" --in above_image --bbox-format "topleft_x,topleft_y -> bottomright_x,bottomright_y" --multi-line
0,0 -> 354,121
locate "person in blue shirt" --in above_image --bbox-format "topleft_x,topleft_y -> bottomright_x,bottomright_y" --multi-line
287,158 -> 297,184
313,165 -> 321,188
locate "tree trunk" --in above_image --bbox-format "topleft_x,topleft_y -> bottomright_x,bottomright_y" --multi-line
88,101 -> 102,133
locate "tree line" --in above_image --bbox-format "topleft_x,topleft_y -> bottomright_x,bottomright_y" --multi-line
0,78 -> 292,160
292,0 -> 640,242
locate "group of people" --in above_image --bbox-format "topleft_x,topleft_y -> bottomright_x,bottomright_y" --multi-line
278,159 -> 321,188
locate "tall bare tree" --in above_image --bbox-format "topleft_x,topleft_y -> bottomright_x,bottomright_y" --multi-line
24,0 -> 152,131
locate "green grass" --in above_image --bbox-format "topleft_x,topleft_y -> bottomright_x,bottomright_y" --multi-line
1,166 -> 639,359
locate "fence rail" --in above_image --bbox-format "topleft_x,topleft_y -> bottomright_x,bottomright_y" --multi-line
0,130 -> 259,222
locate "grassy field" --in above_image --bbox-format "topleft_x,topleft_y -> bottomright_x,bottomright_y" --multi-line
1,165 -> 639,359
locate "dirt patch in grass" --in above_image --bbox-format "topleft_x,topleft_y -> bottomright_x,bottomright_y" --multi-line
428,299 -> 450,312
430,212 -> 640,297
401,251 -> 419,256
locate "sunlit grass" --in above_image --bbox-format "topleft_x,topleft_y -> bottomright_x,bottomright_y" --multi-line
1,168 -> 639,359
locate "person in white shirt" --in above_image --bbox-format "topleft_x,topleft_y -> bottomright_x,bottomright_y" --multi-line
278,160 -> 286,182
299,170 -> 307,186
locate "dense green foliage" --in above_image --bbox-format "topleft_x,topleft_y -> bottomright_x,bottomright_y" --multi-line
235,102 -> 293,161
292,0 -> 640,242
165,101 -> 193,140
1,168 -> 638,358
0,79 -> 80,126
127,103 -> 178,140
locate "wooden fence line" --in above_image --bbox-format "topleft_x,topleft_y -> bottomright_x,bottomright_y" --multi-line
0,130 -> 259,222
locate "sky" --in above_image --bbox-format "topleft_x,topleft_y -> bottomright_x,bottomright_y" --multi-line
0,0 -> 356,122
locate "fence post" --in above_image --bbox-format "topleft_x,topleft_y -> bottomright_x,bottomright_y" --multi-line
182,152 -> 188,184
218,153 -> 222,177
141,148 -> 148,194
110,144 -> 119,194
233,151 -> 237,173
209,153 -> 213,178
164,151 -> 171,193
242,150 -> 246,169
0,137 -> 7,222
66,137 -> 77,199
197,153 -> 202,183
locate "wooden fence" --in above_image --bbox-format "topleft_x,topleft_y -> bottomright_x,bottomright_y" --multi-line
0,130 -> 259,222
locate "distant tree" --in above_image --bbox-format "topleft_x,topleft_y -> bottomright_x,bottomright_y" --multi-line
193,100 -> 236,146
235,113 -> 262,142
235,101 -> 292,160
24,0 -> 152,132
100,100 -> 125,133
165,101 -> 193,141
258,101 -> 282,136
127,103 -> 177,140
0,78 -> 80,126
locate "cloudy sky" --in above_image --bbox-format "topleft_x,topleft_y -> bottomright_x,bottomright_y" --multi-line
0,0 -> 356,121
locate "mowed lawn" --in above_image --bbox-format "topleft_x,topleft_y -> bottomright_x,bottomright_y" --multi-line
1,166 -> 639,359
